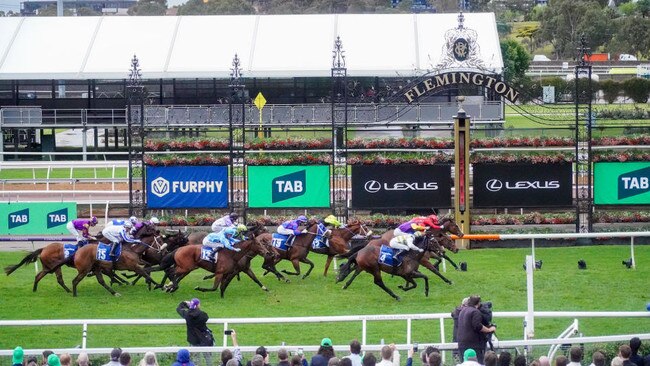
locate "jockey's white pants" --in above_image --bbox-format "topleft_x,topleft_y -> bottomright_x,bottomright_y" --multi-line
202,237 -> 223,249
393,228 -> 408,237
276,226 -> 294,236
389,234 -> 420,251
101,229 -> 121,245
66,222 -> 83,242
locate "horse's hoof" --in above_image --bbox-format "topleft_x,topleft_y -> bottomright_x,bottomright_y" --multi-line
114,292 -> 121,297
194,286 -> 200,290
398,285 -> 405,290
395,296 -> 401,301
262,286 -> 268,291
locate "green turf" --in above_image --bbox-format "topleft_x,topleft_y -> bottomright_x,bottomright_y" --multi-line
0,245 -> 648,353
0,168 -> 128,180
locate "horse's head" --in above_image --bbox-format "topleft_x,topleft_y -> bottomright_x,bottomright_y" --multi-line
343,219 -> 373,238
249,235 -> 273,259
247,222 -> 268,237
441,217 -> 464,238
163,230 -> 188,251
135,222 -> 157,238
434,232 -> 459,253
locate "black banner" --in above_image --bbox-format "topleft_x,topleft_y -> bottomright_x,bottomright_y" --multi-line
351,165 -> 452,209
473,163 -> 573,208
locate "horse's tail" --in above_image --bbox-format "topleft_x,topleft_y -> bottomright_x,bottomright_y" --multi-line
336,252 -> 358,283
4,248 -> 43,276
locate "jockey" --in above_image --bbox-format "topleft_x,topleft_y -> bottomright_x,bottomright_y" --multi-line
202,227 -> 242,262
211,212 -> 239,233
389,220 -> 426,256
66,216 -> 98,246
411,214 -> 442,231
323,215 -> 342,229
276,215 -> 309,246
102,221 -> 141,258
131,217 -> 160,235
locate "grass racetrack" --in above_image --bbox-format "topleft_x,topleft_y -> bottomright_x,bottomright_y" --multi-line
0,245 -> 649,352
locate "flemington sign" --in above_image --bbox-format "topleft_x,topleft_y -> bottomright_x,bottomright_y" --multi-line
402,71 -> 520,103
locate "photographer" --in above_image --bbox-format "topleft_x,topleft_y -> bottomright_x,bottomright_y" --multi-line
456,295 -> 496,364
177,298 -> 214,366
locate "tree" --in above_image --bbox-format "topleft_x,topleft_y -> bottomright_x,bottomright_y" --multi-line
500,39 -> 531,85
515,23 -> 540,53
608,16 -> 650,58
36,5 -> 73,15
76,7 -> 101,15
600,80 -> 621,104
622,78 -> 650,103
129,0 -> 167,15
178,0 -> 254,15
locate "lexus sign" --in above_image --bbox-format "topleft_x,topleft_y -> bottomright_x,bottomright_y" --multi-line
351,165 -> 452,209
473,163 -> 572,208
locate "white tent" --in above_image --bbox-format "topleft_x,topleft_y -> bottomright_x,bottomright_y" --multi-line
0,13 -> 503,80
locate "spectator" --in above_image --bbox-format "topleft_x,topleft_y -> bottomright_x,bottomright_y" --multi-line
457,296 -> 496,365
376,345 -> 400,366
177,299 -> 213,366
228,360 -> 240,366
620,345 -> 634,366
590,352 -> 605,366
404,345 -> 416,366
328,358 -> 340,366
344,340 -> 362,366
530,362 -> 541,366
291,356 -> 303,366
12,347 -> 24,366
630,338 -> 644,366
612,358 -> 624,366
42,351 -> 55,366
119,353 -> 131,366
103,349 -> 122,366
484,351 -> 498,366
48,355 -> 61,366
311,338 -> 336,366
340,359 -> 352,366
421,347 -> 440,366
246,347 -> 270,366
514,355 -> 527,366
556,356 -> 569,366
499,352 -> 512,366
452,298 -> 470,362
138,352 -> 158,366
172,349 -> 196,366
278,349 -> 290,366
458,349 -> 480,366
76,354 -> 90,366
59,354 -> 72,366
27,357 -> 39,366
252,355 -> 265,366
361,354 -> 376,366
540,357 -> 550,366
220,330 -> 242,366
428,352 -> 442,366
568,347 -> 583,366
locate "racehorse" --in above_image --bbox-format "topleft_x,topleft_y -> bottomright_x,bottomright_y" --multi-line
335,232 -> 438,301
153,226 -> 272,296
3,222 -> 156,293
257,220 -> 321,280
309,220 -> 373,276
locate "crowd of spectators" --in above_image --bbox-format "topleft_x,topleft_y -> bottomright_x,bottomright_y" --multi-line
8,336 -> 649,366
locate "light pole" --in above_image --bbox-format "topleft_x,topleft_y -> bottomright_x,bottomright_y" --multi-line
331,36 -> 348,221
574,35 -> 593,233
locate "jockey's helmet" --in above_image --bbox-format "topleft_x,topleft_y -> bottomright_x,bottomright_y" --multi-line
236,224 -> 247,232
229,212 -> 239,220
90,216 -> 98,225
123,221 -> 133,229
297,215 -> 308,223
129,216 -> 138,223
428,214 -> 439,224
149,217 -> 160,225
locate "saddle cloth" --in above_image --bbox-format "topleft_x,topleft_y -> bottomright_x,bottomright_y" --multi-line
271,233 -> 290,251
96,243 -> 122,261
200,246 -> 217,263
311,223 -> 329,249
63,244 -> 78,260
378,245 -> 403,267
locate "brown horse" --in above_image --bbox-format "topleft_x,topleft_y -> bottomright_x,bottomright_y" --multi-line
3,223 -> 156,293
335,232 -> 439,301
154,228 -> 272,296
310,220 -> 373,276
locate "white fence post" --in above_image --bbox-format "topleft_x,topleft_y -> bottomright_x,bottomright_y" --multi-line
525,255 -> 535,343
82,323 -> 88,349
631,237 -> 636,269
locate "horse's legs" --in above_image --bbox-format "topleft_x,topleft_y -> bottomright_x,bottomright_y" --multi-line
167,272 -> 190,293
94,268 -> 119,296
202,273 -> 216,280
262,259 -> 288,282
54,267 -> 72,293
323,255 -> 334,276
342,268 -> 362,290
243,268 -> 268,292
72,267 -> 92,297
371,270 -> 401,301
410,270 -> 430,297
299,257 -> 315,279
398,276 -> 418,291
281,259 -> 301,276
421,260 -> 453,285
130,265 -> 160,290
442,253 -> 460,270
195,272 -> 223,292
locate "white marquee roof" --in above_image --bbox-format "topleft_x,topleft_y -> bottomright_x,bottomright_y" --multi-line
0,13 -> 503,80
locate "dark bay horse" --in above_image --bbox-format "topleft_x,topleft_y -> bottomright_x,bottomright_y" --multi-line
3,223 -> 156,293
258,220 -> 321,280
310,220 -> 373,276
335,233 -> 437,301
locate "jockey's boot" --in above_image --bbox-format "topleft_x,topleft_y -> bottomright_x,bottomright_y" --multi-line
395,249 -> 405,259
109,242 -> 117,258
287,235 -> 295,247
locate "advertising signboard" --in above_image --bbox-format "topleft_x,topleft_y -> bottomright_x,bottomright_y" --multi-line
146,166 -> 229,209
473,163 -> 573,207
594,162 -> 650,205
248,165 -> 330,208
351,165 -> 452,208
0,202 -> 77,235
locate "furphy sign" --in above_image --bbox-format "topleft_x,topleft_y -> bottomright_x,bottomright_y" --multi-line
351,165 -> 452,208
146,166 -> 228,209
473,163 -> 572,207
248,166 -> 330,208
594,162 -> 650,205
0,202 -> 77,235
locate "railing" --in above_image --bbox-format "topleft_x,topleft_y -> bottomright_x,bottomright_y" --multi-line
0,313 -> 648,359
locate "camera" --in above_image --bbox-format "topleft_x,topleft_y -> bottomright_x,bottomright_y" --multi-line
413,342 -> 419,352
224,329 -> 233,335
